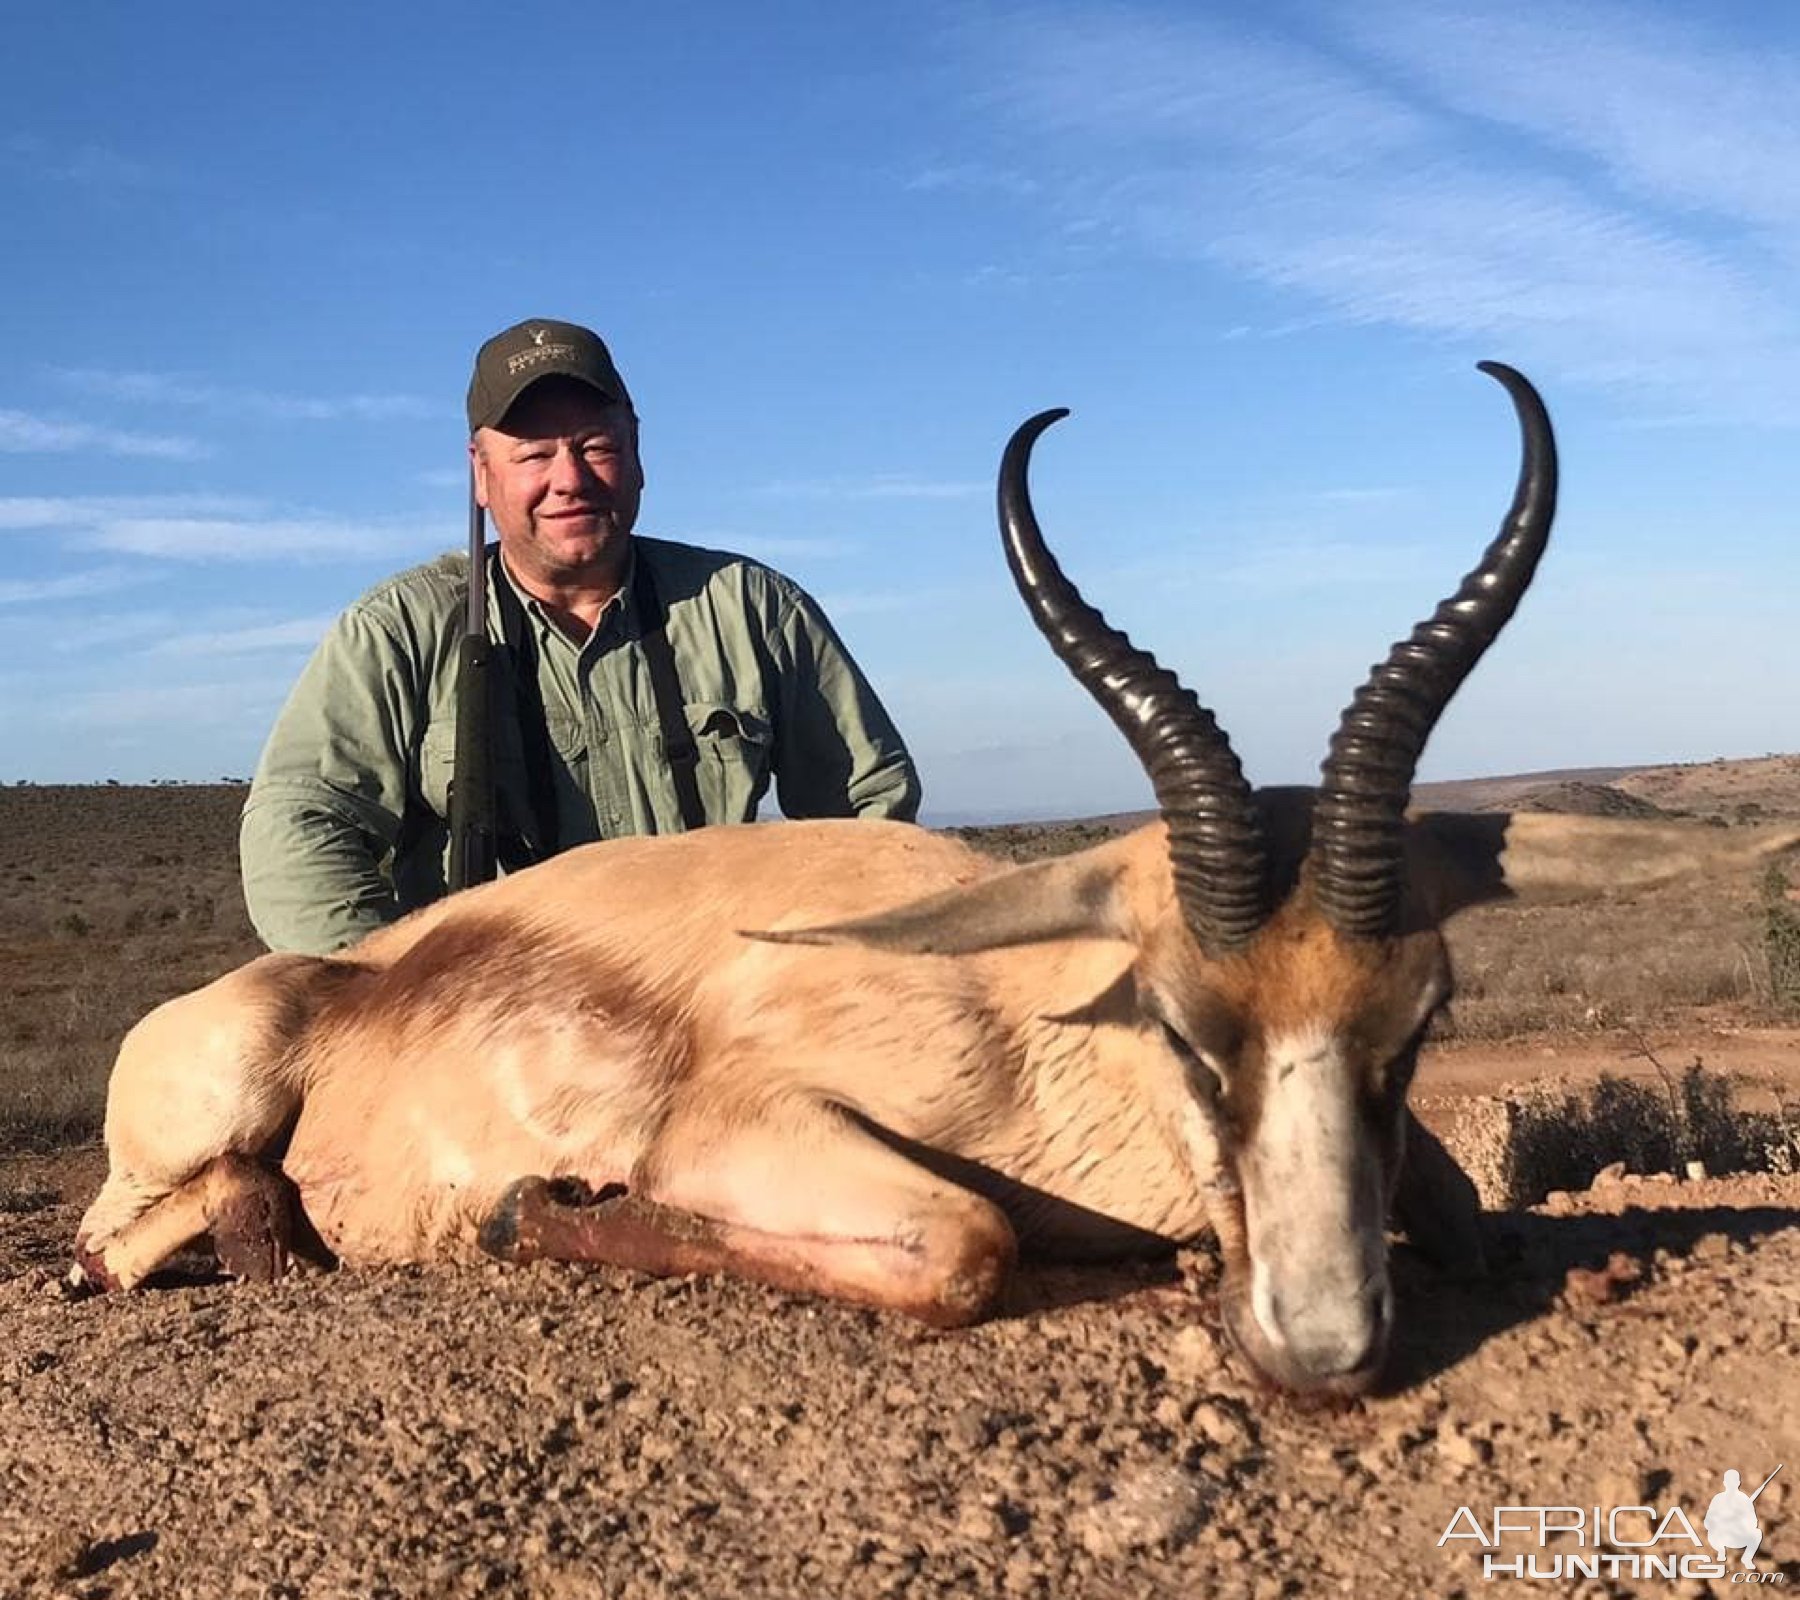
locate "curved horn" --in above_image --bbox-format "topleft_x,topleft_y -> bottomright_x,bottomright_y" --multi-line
999,409 -> 1268,954
1311,362 -> 1558,940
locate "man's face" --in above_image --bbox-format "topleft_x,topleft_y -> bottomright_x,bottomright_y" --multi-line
471,377 -> 644,588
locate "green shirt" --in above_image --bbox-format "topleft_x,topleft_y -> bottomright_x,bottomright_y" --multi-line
241,536 -> 921,954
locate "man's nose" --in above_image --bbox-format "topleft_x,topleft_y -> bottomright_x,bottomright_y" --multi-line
548,444 -> 597,495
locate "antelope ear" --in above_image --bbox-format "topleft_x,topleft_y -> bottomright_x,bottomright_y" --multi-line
740,847 -> 1133,956
1405,811 -> 1800,922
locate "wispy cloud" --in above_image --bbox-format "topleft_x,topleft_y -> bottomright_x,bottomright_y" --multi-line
1310,487 -> 1413,507
1,133 -> 163,189
0,494 -> 258,530
1095,535 -> 1444,596
905,162 -> 1042,199
87,515 -> 434,561
0,409 -> 208,460
56,368 -> 436,422
816,590 -> 919,618
945,4 -> 1800,421
1342,1 -> 1800,241
0,567 -> 142,606
659,531 -> 858,563
755,475 -> 985,500
0,493 -> 438,563
150,614 -> 337,656
65,677 -> 293,730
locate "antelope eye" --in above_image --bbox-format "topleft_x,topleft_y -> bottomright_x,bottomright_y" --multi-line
1160,1021 -> 1225,1100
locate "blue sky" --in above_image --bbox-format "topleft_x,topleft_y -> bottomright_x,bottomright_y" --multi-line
3,1 -> 1796,822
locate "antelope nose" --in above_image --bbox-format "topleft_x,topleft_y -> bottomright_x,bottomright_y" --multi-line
1259,1276 -> 1391,1378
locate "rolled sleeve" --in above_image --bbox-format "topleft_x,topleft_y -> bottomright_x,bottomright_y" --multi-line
769,588 -> 921,822
240,604 -> 425,953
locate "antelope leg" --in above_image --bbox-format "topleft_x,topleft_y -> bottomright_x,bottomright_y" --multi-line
480,1103 -> 1019,1328
72,1154 -> 319,1292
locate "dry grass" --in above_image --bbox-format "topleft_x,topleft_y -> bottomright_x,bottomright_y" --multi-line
1435,880 -> 1779,1040
0,785 -> 260,1151
1451,1061 -> 1800,1209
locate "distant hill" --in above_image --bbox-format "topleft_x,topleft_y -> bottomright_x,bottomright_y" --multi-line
950,754 -> 1800,861
4,755 -> 1797,872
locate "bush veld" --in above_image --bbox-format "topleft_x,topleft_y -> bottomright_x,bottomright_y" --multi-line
1763,863 -> 1800,1012
1452,1061 -> 1800,1209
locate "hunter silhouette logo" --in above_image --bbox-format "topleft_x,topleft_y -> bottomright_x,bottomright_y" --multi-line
1439,1462 -> 1785,1583
1707,1466 -> 1782,1571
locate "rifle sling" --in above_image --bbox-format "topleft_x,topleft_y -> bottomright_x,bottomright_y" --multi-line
489,551 -> 559,870
488,546 -> 706,868
631,558 -> 708,832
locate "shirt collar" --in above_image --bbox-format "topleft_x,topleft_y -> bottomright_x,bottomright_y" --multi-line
490,542 -> 638,647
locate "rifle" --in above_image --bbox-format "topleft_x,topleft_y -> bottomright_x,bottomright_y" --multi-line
446,473 -> 497,891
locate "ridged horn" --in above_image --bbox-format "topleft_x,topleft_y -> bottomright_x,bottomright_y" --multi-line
999,408 -> 1268,954
1311,362 -> 1558,940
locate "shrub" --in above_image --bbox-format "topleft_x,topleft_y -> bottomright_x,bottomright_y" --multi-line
1763,863 -> 1800,1013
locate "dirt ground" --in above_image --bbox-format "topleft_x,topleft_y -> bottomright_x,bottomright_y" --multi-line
3,776 -> 1799,1597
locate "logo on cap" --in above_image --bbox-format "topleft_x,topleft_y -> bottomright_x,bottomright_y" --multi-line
529,327 -> 549,347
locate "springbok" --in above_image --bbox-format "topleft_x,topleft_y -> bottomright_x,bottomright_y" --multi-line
73,364 -> 1799,1397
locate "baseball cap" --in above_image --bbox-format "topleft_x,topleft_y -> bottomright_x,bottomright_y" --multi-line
466,318 -> 633,432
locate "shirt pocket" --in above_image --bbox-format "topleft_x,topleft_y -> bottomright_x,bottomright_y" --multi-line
418,720 -> 535,822
683,702 -> 772,823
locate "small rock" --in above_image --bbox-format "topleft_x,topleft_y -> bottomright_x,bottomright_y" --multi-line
1072,1465 -> 1209,1557
1439,1426 -> 1493,1470
1594,1161 -> 1628,1187
1562,1252 -> 1643,1307
1164,1323 -> 1221,1379
1152,1395 -> 1187,1431
1691,1233 -> 1730,1263
1683,1159 -> 1708,1182
1189,1400 -> 1251,1451
953,1501 -> 1006,1542
948,1405 -> 991,1451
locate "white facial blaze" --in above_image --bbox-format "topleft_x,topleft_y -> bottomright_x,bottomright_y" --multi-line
1242,1024 -> 1388,1375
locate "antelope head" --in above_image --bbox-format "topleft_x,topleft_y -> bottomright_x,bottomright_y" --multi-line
768,363 -> 1557,1395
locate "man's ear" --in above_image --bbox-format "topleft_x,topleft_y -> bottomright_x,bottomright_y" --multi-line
468,435 -> 491,509
625,409 -> 646,494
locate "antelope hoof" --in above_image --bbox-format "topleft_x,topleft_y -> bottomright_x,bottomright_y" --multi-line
68,1236 -> 121,1296
478,1177 -> 547,1262
211,1167 -> 299,1283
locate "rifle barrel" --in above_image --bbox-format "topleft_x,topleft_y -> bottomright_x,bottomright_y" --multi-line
447,476 -> 497,891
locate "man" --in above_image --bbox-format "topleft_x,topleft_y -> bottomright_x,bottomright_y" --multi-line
241,318 -> 920,955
